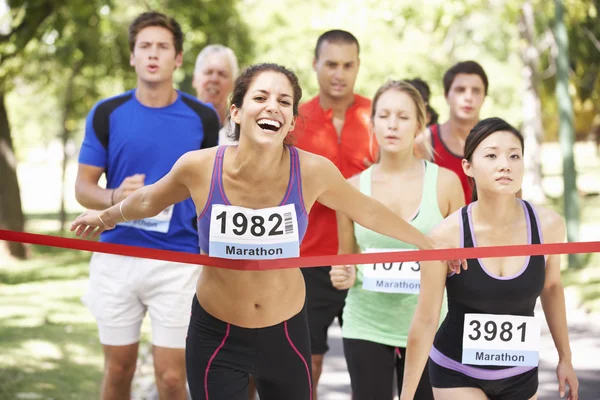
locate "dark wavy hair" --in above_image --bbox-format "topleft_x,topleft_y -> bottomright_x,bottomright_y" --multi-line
226,63 -> 302,145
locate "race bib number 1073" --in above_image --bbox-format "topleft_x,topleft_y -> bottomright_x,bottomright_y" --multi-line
462,313 -> 541,367
209,204 -> 299,260
361,248 -> 421,294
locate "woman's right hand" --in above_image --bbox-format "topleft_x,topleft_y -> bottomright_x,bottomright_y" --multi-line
427,238 -> 467,275
70,210 -> 115,239
329,265 -> 356,290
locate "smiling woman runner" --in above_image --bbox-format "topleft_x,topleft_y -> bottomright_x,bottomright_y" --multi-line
71,63 -> 463,400
329,80 -> 464,400
400,117 -> 579,400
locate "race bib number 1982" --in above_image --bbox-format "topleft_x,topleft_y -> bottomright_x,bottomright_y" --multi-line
209,204 -> 299,260
462,313 -> 541,367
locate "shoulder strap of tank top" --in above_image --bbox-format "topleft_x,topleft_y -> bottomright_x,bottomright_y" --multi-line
288,145 -> 298,179
215,145 -> 230,205
521,199 -> 543,245
359,165 -> 373,196
198,146 -> 228,219
287,145 -> 300,197
460,204 -> 474,248
420,160 -> 439,211
288,146 -> 307,215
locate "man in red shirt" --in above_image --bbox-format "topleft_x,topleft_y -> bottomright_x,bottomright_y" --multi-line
415,61 -> 488,203
294,30 -> 377,398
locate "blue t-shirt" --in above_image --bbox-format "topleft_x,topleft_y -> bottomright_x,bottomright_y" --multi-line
78,89 -> 220,253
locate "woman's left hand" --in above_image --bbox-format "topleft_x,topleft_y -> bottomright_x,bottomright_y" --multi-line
556,360 -> 578,399
70,210 -> 115,239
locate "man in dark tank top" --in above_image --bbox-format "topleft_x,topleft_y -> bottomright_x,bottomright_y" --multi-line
416,61 -> 489,204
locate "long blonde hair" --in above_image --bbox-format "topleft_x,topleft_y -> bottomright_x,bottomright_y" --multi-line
370,80 -> 434,159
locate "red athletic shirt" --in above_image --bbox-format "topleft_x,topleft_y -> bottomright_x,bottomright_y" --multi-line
294,94 -> 377,257
431,123 -> 473,204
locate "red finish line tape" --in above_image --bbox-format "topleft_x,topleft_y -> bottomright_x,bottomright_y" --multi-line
1,229 -> 599,271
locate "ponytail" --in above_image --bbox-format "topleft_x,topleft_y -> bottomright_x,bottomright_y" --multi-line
470,176 -> 478,202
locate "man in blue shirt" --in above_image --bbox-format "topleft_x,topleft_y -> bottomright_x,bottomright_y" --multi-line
75,11 -> 219,399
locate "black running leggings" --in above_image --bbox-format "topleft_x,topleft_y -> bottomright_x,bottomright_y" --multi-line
186,296 -> 313,400
344,338 -> 434,400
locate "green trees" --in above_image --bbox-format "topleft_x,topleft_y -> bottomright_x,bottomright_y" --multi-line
0,0 -> 250,257
1,0 -> 58,258
554,0 -> 580,267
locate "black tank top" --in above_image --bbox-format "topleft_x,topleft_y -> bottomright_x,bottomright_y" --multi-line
433,199 -> 546,369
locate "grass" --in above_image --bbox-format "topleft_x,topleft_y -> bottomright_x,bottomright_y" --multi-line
561,253 -> 600,314
0,227 -> 152,400
0,231 -> 103,400
543,192 -> 600,314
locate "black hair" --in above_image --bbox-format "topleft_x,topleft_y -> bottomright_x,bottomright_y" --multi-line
443,61 -> 489,96
314,29 -> 360,59
406,77 -> 439,126
464,117 -> 524,202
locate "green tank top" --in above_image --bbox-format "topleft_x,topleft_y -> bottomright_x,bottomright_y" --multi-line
342,160 -> 447,348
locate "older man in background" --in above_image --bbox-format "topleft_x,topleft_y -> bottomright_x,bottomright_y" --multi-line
193,44 -> 239,145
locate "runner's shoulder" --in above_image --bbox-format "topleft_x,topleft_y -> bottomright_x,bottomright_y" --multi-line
295,147 -> 334,171
437,165 -> 461,187
429,206 -> 463,248
173,146 -> 220,176
528,203 -> 565,243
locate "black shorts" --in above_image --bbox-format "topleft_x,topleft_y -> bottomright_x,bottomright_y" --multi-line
302,266 -> 348,355
186,296 -> 312,400
428,358 -> 539,400
344,338 -> 434,400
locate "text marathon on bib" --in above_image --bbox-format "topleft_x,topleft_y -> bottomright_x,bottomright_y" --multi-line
225,245 -> 283,257
362,277 -> 421,294
463,349 -> 538,367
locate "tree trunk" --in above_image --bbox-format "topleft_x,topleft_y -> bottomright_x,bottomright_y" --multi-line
555,0 -> 582,268
59,126 -> 69,235
0,90 -> 27,259
519,1 -> 547,205
59,64 -> 81,234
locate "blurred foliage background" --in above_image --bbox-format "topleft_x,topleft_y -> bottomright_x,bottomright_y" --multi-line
2,0 -> 598,158
0,0 -> 599,254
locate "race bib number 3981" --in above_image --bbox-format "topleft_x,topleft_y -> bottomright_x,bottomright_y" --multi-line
462,314 -> 541,367
209,204 -> 299,260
